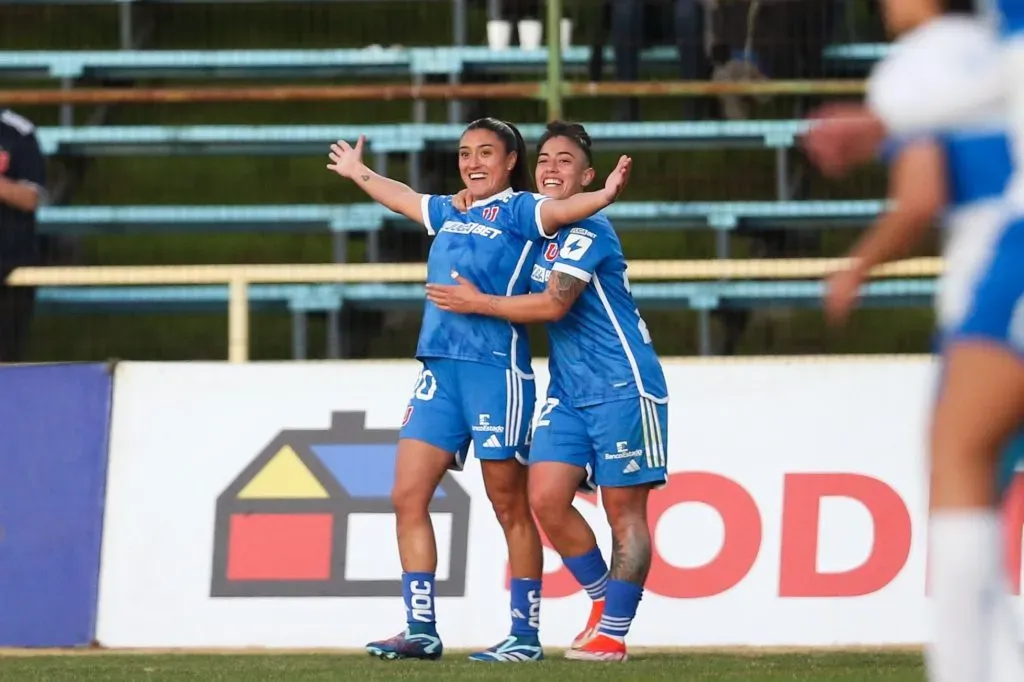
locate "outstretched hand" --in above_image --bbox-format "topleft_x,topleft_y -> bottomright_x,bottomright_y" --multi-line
824,262 -> 867,327
425,275 -> 484,314
327,135 -> 367,180
601,155 -> 632,204
802,104 -> 886,179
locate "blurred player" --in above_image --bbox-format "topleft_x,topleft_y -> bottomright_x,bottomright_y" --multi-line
327,118 -> 632,663
805,2 -> 1024,680
427,121 -> 665,662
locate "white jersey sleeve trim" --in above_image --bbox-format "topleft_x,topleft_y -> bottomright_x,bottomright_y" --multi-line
534,196 -> 554,239
420,194 -> 436,236
552,262 -> 592,283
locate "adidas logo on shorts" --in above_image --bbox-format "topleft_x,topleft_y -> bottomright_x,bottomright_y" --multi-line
483,434 -> 502,448
622,459 -> 641,474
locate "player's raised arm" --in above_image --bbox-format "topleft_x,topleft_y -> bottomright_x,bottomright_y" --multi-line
825,139 -> 946,325
537,155 -> 631,236
327,135 -> 425,224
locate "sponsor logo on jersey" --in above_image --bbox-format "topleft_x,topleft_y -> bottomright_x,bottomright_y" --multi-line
530,263 -> 552,285
440,220 -> 503,240
604,440 -> 644,460
570,226 -> 597,239
471,413 -> 505,434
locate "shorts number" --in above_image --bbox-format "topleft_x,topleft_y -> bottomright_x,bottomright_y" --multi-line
535,397 -> 560,428
413,369 -> 437,401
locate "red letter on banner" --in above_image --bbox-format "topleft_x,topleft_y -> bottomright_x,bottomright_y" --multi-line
645,472 -> 762,598
1002,474 -> 1024,595
779,473 -> 911,597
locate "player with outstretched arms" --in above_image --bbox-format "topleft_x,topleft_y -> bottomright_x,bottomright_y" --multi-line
326,117 -> 631,663
427,121 -> 667,663
804,2 -> 1024,680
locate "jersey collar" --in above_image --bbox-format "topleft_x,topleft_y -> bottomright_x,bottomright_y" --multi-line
470,187 -> 514,208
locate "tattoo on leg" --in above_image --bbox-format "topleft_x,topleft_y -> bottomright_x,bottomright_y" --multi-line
610,519 -> 652,584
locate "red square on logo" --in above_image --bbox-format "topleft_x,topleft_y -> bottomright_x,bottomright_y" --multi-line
226,513 -> 333,581
544,242 -> 559,262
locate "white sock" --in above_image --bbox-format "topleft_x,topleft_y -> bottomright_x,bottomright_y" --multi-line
925,510 -> 1024,682
988,571 -> 1024,682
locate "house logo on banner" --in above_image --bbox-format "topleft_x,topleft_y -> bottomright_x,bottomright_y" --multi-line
210,411 -> 471,598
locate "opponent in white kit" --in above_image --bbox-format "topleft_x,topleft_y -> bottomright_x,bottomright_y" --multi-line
805,1 -> 1024,680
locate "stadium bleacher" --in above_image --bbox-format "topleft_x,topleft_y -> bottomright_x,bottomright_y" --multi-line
2,0 -> 912,360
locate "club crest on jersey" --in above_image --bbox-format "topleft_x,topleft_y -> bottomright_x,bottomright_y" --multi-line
480,205 -> 500,222
544,242 -> 559,262
402,405 -> 414,426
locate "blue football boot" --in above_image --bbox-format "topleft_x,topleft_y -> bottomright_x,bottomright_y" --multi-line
366,628 -> 443,661
468,634 -> 544,662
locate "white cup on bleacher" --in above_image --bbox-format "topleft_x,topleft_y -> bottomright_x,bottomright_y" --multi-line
517,19 -> 543,50
487,20 -> 512,50
560,18 -> 573,49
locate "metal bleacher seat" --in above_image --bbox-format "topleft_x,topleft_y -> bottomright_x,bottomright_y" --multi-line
36,120 -> 810,156
0,46 -> 682,81
36,200 -> 888,235
33,278 -> 934,359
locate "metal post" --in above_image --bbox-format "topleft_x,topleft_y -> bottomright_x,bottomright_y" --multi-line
450,0 -> 468,123
228,278 -> 249,363
118,1 -> 133,50
698,309 -> 710,356
546,0 -> 564,121
775,148 -> 790,200
291,310 -> 308,360
326,309 -> 341,359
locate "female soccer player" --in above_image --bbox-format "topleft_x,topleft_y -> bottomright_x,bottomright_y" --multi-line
326,117 -> 632,663
808,2 -> 1024,680
426,121 -> 667,662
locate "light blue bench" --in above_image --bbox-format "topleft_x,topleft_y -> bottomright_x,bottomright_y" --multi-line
36,199 -> 888,262
36,120 -> 811,156
0,46 -> 683,79
34,278 -> 934,359
36,200 -> 887,235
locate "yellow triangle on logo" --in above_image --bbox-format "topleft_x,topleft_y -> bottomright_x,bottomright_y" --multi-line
237,445 -> 329,499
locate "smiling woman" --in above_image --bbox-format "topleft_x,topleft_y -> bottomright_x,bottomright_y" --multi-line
324,118 -> 630,663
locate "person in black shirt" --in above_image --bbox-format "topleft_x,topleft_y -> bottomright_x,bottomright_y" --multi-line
0,109 -> 45,363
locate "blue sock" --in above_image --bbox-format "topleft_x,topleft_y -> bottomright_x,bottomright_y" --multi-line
509,578 -> 542,638
597,579 -> 643,640
402,571 -> 437,635
562,546 -> 609,601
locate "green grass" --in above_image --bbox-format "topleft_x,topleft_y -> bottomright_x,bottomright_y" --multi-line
0,652 -> 926,681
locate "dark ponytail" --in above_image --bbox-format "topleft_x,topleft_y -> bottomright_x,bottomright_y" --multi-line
464,117 -> 533,192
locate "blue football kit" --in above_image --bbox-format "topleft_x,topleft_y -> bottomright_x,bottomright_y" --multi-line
527,212 -> 669,489
400,187 -> 549,468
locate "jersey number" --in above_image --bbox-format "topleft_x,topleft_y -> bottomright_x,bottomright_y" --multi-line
624,274 -> 652,344
413,369 -> 437,401
559,234 -> 593,262
535,397 -> 560,428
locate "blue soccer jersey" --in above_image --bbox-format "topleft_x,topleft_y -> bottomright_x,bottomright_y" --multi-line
418,188 -> 549,376
529,212 -> 668,407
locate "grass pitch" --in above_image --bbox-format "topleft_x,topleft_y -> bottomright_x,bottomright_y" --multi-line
0,650 -> 926,681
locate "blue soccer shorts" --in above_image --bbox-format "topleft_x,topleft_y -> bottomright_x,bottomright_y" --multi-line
399,358 -> 535,470
530,395 -> 668,490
